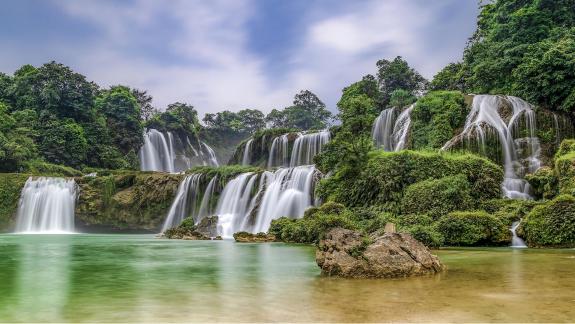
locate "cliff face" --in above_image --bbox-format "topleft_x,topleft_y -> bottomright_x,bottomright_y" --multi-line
75,172 -> 183,232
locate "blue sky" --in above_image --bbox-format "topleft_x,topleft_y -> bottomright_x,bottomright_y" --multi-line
0,0 -> 478,116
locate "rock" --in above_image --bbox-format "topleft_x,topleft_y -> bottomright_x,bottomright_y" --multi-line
316,228 -> 444,278
196,216 -> 219,237
233,231 -> 276,243
163,227 -> 211,240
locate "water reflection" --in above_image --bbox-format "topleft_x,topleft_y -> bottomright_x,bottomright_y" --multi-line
0,236 -> 574,322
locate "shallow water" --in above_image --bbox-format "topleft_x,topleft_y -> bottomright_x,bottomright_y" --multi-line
0,234 -> 574,322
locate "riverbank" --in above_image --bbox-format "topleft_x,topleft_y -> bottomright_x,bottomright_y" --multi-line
0,234 -> 573,322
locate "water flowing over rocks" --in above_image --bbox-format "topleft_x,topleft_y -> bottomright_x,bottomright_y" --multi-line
316,228 -> 443,278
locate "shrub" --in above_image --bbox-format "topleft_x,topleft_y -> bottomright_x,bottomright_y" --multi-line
555,143 -> 575,195
522,195 -> 575,247
317,150 -> 503,212
525,167 -> 558,199
405,225 -> 444,248
401,175 -> 473,219
0,173 -> 29,231
22,160 -> 82,177
436,211 -> 510,246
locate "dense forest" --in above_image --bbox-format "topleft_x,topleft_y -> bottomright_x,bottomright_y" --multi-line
1,0 -> 575,248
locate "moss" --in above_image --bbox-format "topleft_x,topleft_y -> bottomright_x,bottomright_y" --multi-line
0,173 -> 29,232
522,195 -> 575,247
436,211 -> 510,246
401,175 -> 474,219
480,198 -> 538,226
555,150 -> 575,196
525,167 -> 558,199
317,150 -> 503,213
75,172 -> 183,231
186,165 -> 263,184
22,160 -> 82,177
411,91 -> 467,150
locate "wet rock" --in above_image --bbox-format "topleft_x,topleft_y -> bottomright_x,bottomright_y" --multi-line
196,216 -> 219,237
316,228 -> 444,278
233,231 -> 277,243
163,227 -> 211,240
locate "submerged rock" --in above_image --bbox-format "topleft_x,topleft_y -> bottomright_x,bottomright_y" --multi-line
233,231 -> 276,243
316,228 -> 443,278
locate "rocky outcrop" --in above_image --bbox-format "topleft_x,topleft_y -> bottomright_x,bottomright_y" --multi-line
233,231 -> 276,243
316,228 -> 443,278
196,216 -> 219,237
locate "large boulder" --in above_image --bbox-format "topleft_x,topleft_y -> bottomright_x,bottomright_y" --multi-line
196,216 -> 219,237
316,228 -> 443,278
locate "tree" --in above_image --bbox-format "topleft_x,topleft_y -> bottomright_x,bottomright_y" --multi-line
0,103 -> 38,171
389,89 -> 417,109
96,86 -> 143,156
376,56 -> 427,106
131,88 -> 157,121
264,90 -> 332,130
265,109 -> 288,128
430,62 -> 466,92
39,118 -> 88,168
237,109 -> 265,133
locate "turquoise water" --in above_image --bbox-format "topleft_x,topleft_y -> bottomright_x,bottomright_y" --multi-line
0,234 -> 574,322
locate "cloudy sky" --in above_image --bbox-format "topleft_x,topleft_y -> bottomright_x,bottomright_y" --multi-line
0,0 -> 478,116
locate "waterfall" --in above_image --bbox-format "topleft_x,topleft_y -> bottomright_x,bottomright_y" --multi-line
267,134 -> 291,168
442,95 -> 541,199
253,165 -> 318,233
371,104 -> 413,151
242,139 -> 253,166
139,129 -> 219,173
15,177 -> 78,234
140,129 -> 175,172
510,221 -> 527,248
214,173 -> 259,238
372,107 -> 397,151
197,176 -> 218,223
289,130 -> 330,167
161,174 -> 203,232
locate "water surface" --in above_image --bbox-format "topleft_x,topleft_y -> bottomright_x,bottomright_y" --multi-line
0,234 -> 574,322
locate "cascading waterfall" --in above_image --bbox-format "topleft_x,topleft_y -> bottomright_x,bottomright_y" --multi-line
215,173 -> 259,238
242,139 -> 253,166
161,174 -> 203,232
267,134 -> 291,168
253,165 -> 318,233
510,220 -> 527,248
15,177 -> 78,234
289,130 -> 330,167
371,104 -> 413,151
139,129 -> 219,173
442,95 -> 541,199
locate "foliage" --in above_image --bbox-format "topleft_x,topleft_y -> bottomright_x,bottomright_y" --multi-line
203,109 -> 265,134
186,165 -> 263,185
39,118 -> 88,168
265,90 -> 332,130
401,175 -> 474,220
376,56 -> 428,106
317,150 -> 503,213
410,91 -> 467,149
460,0 -> 575,112
522,194 -> 575,247
0,173 -> 29,231
389,89 -> 416,109
0,103 -> 38,172
525,167 -> 558,199
404,225 -> 444,248
436,211 -> 510,246
430,62 -> 466,91
554,139 -> 575,195
22,160 -> 82,177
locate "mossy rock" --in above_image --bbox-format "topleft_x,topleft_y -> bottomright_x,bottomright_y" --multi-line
522,195 -> 575,247
75,172 -> 183,231
0,173 -> 30,232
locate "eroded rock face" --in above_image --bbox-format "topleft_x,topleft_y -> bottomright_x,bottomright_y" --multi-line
196,216 -> 219,238
316,228 -> 443,278
233,231 -> 276,243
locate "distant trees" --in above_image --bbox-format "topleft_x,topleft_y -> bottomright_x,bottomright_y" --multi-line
376,56 -> 427,107
265,90 -> 332,130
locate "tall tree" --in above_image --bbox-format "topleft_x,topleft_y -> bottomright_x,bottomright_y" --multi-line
376,56 -> 427,107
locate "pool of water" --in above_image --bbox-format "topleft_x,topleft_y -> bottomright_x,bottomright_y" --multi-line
0,234 -> 574,322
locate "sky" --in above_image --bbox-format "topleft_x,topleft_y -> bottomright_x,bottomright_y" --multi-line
0,0 -> 479,116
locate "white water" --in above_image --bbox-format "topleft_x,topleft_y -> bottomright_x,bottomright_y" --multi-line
372,104 -> 413,151
161,174 -> 203,232
442,95 -> 541,199
510,221 -> 527,248
15,177 -> 78,234
242,139 -> 253,166
267,134 -> 290,168
253,165 -> 318,233
139,129 -> 219,173
290,130 -> 330,167
215,173 -> 259,238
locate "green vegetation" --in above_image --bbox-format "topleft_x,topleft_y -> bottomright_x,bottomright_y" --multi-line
0,173 -> 29,231
436,211 -> 510,246
410,91 -> 467,150
522,195 -> 575,247
265,90 -> 332,130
